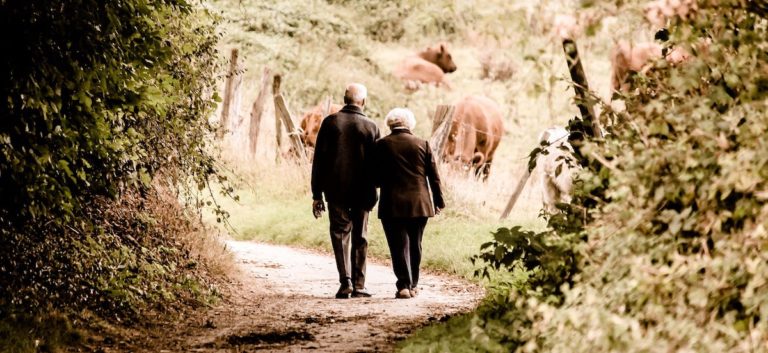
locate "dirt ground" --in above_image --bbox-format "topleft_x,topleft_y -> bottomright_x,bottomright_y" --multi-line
95,240 -> 483,352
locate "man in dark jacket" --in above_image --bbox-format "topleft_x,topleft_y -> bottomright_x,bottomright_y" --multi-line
311,83 -> 380,299
374,108 -> 445,299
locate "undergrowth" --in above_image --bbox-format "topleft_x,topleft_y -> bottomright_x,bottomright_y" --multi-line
402,1 -> 768,352
1,1 -> 232,351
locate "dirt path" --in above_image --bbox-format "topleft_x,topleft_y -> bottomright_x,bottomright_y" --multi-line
120,240 -> 483,352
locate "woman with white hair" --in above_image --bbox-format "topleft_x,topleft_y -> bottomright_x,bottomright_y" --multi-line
374,108 -> 445,299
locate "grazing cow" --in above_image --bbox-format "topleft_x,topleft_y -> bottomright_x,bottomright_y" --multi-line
291,103 -> 342,160
394,43 -> 457,90
536,127 -> 580,212
443,95 -> 504,180
299,101 -> 342,151
611,40 -> 690,92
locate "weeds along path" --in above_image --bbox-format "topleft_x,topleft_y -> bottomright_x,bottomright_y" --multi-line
127,240 -> 482,352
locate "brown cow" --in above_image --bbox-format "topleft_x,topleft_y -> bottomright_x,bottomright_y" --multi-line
394,43 -> 457,91
299,101 -> 342,150
443,95 -> 504,180
611,40 -> 690,92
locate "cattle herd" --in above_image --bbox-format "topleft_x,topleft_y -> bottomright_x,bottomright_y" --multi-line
297,30 -> 699,211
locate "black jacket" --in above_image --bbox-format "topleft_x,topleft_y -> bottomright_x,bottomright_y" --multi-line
374,129 -> 445,219
311,104 -> 381,210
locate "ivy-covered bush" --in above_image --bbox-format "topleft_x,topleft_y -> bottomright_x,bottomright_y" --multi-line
0,0 -> 219,228
466,1 -> 768,352
0,1 -> 225,349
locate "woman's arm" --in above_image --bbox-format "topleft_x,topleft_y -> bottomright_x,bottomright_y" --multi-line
425,141 -> 445,210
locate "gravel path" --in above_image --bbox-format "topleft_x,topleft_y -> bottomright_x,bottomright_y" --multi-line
105,240 -> 483,352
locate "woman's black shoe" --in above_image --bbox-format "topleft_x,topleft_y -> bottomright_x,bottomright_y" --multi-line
351,288 -> 372,298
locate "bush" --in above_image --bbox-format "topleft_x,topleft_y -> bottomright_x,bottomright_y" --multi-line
0,1 -> 228,350
0,0 -> 221,230
450,1 -> 768,352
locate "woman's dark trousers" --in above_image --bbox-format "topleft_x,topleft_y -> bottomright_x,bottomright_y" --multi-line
381,217 -> 428,290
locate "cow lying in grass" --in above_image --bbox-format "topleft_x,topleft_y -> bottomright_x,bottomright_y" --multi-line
394,43 -> 457,91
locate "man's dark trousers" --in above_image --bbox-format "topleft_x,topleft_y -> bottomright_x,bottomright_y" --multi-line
381,217 -> 427,291
328,203 -> 369,289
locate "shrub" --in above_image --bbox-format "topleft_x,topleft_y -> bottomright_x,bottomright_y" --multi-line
0,1 -> 228,350
466,1 -> 768,352
0,0 -> 221,231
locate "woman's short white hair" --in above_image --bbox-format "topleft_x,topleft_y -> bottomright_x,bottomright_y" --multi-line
385,108 -> 416,130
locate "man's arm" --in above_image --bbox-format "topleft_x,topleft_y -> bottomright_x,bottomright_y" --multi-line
311,120 -> 333,218
311,120 -> 330,202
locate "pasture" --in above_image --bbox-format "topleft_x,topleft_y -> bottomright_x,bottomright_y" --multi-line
204,0 -> 653,277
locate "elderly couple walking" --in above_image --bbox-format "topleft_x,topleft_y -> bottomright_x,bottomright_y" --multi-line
311,83 -> 445,299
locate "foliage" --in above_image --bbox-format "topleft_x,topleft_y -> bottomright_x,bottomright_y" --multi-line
0,311 -> 83,353
0,1 -> 228,350
325,0 -> 470,41
0,0 -> 222,229
473,226 -> 580,301
2,190 -> 223,317
456,1 -> 768,352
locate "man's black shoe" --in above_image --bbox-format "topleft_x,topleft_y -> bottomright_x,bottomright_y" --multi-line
351,288 -> 372,298
335,279 -> 353,299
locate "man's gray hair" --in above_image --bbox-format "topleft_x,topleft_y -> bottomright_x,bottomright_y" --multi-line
385,108 -> 416,130
344,83 -> 367,105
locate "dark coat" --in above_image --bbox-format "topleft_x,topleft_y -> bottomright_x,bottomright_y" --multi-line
311,104 -> 381,210
374,129 -> 445,219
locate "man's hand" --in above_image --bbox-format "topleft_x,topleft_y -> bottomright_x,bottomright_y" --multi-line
312,200 -> 326,219
435,207 -> 443,216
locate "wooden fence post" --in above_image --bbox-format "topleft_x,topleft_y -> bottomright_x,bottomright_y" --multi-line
272,75 -> 307,163
322,96 -> 332,118
429,105 -> 455,160
273,75 -> 283,161
562,39 -> 601,138
431,105 -> 452,134
274,97 -> 307,163
249,67 -> 272,158
218,48 -> 240,139
499,168 -> 532,220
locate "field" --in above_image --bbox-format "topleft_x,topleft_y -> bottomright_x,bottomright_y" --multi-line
203,0 -> 651,277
